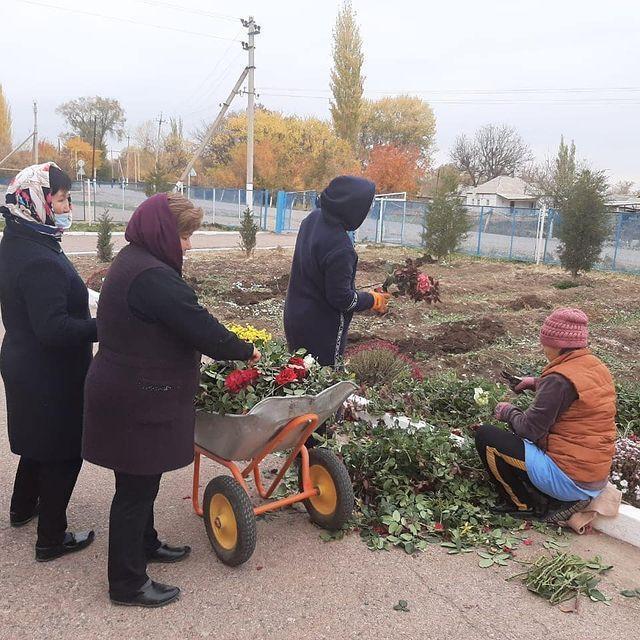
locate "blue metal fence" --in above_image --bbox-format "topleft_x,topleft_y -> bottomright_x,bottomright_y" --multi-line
273,191 -> 640,274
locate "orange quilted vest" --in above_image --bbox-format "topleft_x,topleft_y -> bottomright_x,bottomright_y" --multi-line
540,349 -> 616,483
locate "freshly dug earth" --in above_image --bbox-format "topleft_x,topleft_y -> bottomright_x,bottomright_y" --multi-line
71,247 -> 640,383
396,317 -> 506,356
507,294 -> 551,311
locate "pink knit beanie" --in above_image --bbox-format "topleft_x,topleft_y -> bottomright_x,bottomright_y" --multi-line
540,308 -> 589,349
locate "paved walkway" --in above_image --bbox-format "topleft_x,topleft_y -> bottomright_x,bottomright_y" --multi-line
0,339 -> 639,639
60,231 -> 297,256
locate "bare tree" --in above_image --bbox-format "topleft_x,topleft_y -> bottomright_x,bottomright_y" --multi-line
450,124 -> 532,186
610,180 -> 635,196
134,120 -> 157,155
450,134 -> 480,186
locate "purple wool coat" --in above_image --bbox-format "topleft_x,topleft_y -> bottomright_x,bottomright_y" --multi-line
82,194 -> 252,475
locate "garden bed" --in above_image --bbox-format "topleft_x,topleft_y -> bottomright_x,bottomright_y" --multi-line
71,245 -> 640,385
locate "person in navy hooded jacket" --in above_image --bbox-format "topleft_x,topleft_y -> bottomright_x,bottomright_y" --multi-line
284,175 -> 390,367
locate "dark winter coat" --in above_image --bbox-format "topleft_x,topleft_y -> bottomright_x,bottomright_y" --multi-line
0,215 -> 97,461
284,176 -> 376,366
82,194 -> 253,476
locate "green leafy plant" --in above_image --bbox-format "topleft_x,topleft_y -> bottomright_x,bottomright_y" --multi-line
364,371 -> 512,426
620,588 -> 640,598
478,550 -> 511,568
96,209 -> 114,262
509,553 -> 613,606
144,166 -> 172,196
556,169 -> 611,277
330,418 -> 524,555
615,383 -> 640,437
422,172 -> 471,260
239,207 -> 259,257
552,279 -> 581,290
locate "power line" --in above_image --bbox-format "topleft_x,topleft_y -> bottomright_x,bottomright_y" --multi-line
181,50 -> 245,117
257,91 -> 640,105
258,85 -> 640,96
172,29 -> 244,114
137,0 -> 239,22
17,0 -> 241,41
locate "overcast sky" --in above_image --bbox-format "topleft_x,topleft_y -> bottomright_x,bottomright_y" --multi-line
3,0 -> 639,184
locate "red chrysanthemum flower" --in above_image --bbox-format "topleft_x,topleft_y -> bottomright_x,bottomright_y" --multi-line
287,356 -> 308,380
275,367 -> 299,386
224,368 -> 259,393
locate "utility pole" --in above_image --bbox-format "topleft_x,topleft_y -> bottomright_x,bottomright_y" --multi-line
179,67 -> 249,184
32,101 -> 38,163
125,134 -> 130,183
242,16 -> 260,210
91,116 -> 97,180
155,112 -> 164,169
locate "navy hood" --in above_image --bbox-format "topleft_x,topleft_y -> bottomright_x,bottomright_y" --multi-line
319,175 -> 376,231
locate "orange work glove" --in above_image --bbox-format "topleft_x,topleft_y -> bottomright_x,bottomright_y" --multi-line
370,291 -> 391,314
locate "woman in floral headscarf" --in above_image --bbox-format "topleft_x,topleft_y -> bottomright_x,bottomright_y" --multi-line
0,162 -> 97,561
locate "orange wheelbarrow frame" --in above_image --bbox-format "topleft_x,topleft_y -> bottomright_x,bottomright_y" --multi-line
192,413 -> 320,518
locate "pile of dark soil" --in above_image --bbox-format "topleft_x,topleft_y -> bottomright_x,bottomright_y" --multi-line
396,317 -> 507,356
507,294 -> 550,311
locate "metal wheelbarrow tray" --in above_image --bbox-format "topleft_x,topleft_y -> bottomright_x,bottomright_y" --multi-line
192,380 -> 357,566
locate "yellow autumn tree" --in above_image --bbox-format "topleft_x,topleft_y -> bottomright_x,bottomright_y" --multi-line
64,136 -> 103,175
201,108 -> 359,191
0,84 -> 12,158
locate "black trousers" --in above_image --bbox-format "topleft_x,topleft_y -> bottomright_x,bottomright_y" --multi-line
474,424 -> 548,511
10,456 -> 82,547
108,472 -> 162,599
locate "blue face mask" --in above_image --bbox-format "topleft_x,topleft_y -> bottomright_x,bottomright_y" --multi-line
55,214 -> 72,230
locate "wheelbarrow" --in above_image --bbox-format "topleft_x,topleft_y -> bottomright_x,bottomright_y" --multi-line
192,380 -> 357,566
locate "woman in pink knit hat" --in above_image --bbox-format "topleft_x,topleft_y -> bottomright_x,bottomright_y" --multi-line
475,308 -> 617,524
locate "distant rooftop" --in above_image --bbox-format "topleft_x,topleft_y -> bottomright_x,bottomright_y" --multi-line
466,176 -> 537,201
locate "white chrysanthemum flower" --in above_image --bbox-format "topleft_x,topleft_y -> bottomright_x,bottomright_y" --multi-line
473,387 -> 490,407
303,354 -> 318,370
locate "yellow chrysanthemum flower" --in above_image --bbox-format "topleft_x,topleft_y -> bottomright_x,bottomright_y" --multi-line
226,323 -> 272,345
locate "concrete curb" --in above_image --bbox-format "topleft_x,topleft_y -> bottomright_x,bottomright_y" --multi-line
61,230 -> 263,237
346,394 -> 640,549
66,245 -> 292,257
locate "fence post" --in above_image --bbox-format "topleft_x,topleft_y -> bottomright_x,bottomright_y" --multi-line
543,209 -> 553,264
275,190 -> 286,234
476,206 -> 484,255
508,208 -> 516,259
611,213 -> 623,271
376,199 -> 386,243
400,200 -> 407,246
238,189 -> 242,219
212,188 -> 216,226
262,190 -> 269,230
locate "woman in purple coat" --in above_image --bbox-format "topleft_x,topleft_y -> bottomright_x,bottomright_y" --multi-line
82,193 -> 259,608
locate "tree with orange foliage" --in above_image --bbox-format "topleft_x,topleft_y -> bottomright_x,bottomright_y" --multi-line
364,145 -> 421,194
63,136 -> 102,176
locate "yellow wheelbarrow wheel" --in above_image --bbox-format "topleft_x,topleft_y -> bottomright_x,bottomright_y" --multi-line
301,448 -> 354,531
203,475 -> 256,566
